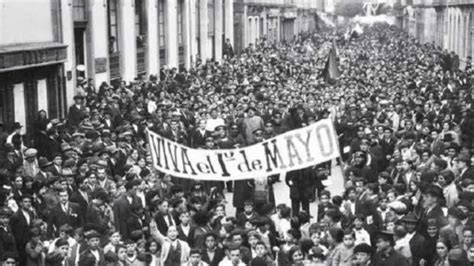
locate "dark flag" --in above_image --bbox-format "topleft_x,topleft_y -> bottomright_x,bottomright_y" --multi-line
321,40 -> 340,80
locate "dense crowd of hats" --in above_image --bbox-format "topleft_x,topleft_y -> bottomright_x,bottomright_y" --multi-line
0,23 -> 473,265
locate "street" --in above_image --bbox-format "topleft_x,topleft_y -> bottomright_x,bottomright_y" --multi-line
224,159 -> 345,221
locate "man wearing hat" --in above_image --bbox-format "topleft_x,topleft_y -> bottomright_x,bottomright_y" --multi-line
78,230 -> 105,265
349,125 -> 366,158
419,185 -> 448,234
242,106 -> 264,145
0,207 -> 16,258
67,94 -> 87,128
400,212 -> 427,266
372,231 -> 410,265
23,148 -> 39,178
228,123 -> 245,148
380,125 -> 397,156
36,157 -> 53,185
353,243 -> 373,265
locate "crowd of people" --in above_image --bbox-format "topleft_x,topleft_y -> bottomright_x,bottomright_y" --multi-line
0,23 -> 473,266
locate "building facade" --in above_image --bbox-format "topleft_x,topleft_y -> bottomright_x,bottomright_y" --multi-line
0,0 -> 234,130
0,0 -> 318,131
403,0 -> 474,65
0,0 -> 68,135
234,0 -> 318,53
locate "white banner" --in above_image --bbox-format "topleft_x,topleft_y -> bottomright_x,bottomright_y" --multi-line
148,119 -> 340,181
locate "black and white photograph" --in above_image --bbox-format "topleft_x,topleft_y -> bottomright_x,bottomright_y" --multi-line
0,0 -> 473,265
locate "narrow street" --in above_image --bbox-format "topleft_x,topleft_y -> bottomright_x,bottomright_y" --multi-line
225,159 -> 345,221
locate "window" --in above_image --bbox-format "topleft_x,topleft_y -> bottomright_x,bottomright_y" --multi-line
73,0 -> 87,21
108,0 -> 119,53
196,0 -> 200,38
158,0 -> 166,65
208,0 -> 214,36
178,0 -> 184,45
196,0 -> 201,58
135,0 -> 146,48
222,0 -> 225,36
158,0 -> 166,48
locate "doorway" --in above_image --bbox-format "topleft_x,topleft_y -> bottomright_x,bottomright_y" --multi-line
74,27 -> 87,78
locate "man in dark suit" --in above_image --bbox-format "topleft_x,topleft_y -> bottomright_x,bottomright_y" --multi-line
126,203 -> 149,241
458,153 -> 474,181
177,211 -> 195,244
48,189 -> 84,237
201,232 -> 225,266
401,212 -> 426,266
190,119 -> 212,148
78,230 -> 105,265
113,179 -> 141,240
69,177 -> 90,220
9,194 -> 35,265
372,231 -> 410,266
0,207 -> 17,259
286,168 -> 315,216
67,95 -> 87,128
154,198 -> 176,235
418,185 -> 448,236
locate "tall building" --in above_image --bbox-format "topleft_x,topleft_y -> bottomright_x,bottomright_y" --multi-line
0,0 -> 68,135
0,0 -> 318,131
0,0 -> 234,131
403,0 -> 474,65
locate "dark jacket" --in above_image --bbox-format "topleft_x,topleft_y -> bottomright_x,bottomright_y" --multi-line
409,232 -> 426,266
0,225 -> 17,258
154,211 -> 176,236
201,247 -> 226,266
372,248 -> 410,266
48,202 -> 84,236
286,168 -> 314,200
67,104 -> 87,128
177,224 -> 195,245
112,195 -> 141,240
9,209 -> 35,248
69,190 -> 89,219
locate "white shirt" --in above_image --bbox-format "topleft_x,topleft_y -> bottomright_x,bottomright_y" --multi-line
126,196 -> 133,205
22,209 -> 30,225
207,249 -> 216,262
180,224 -> 190,237
62,203 -> 69,214
91,249 -> 100,262
165,214 -> 175,227
218,257 -> 246,266
354,228 -> 372,246
406,232 -> 415,242
79,190 -> 89,204
136,191 -> 146,208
